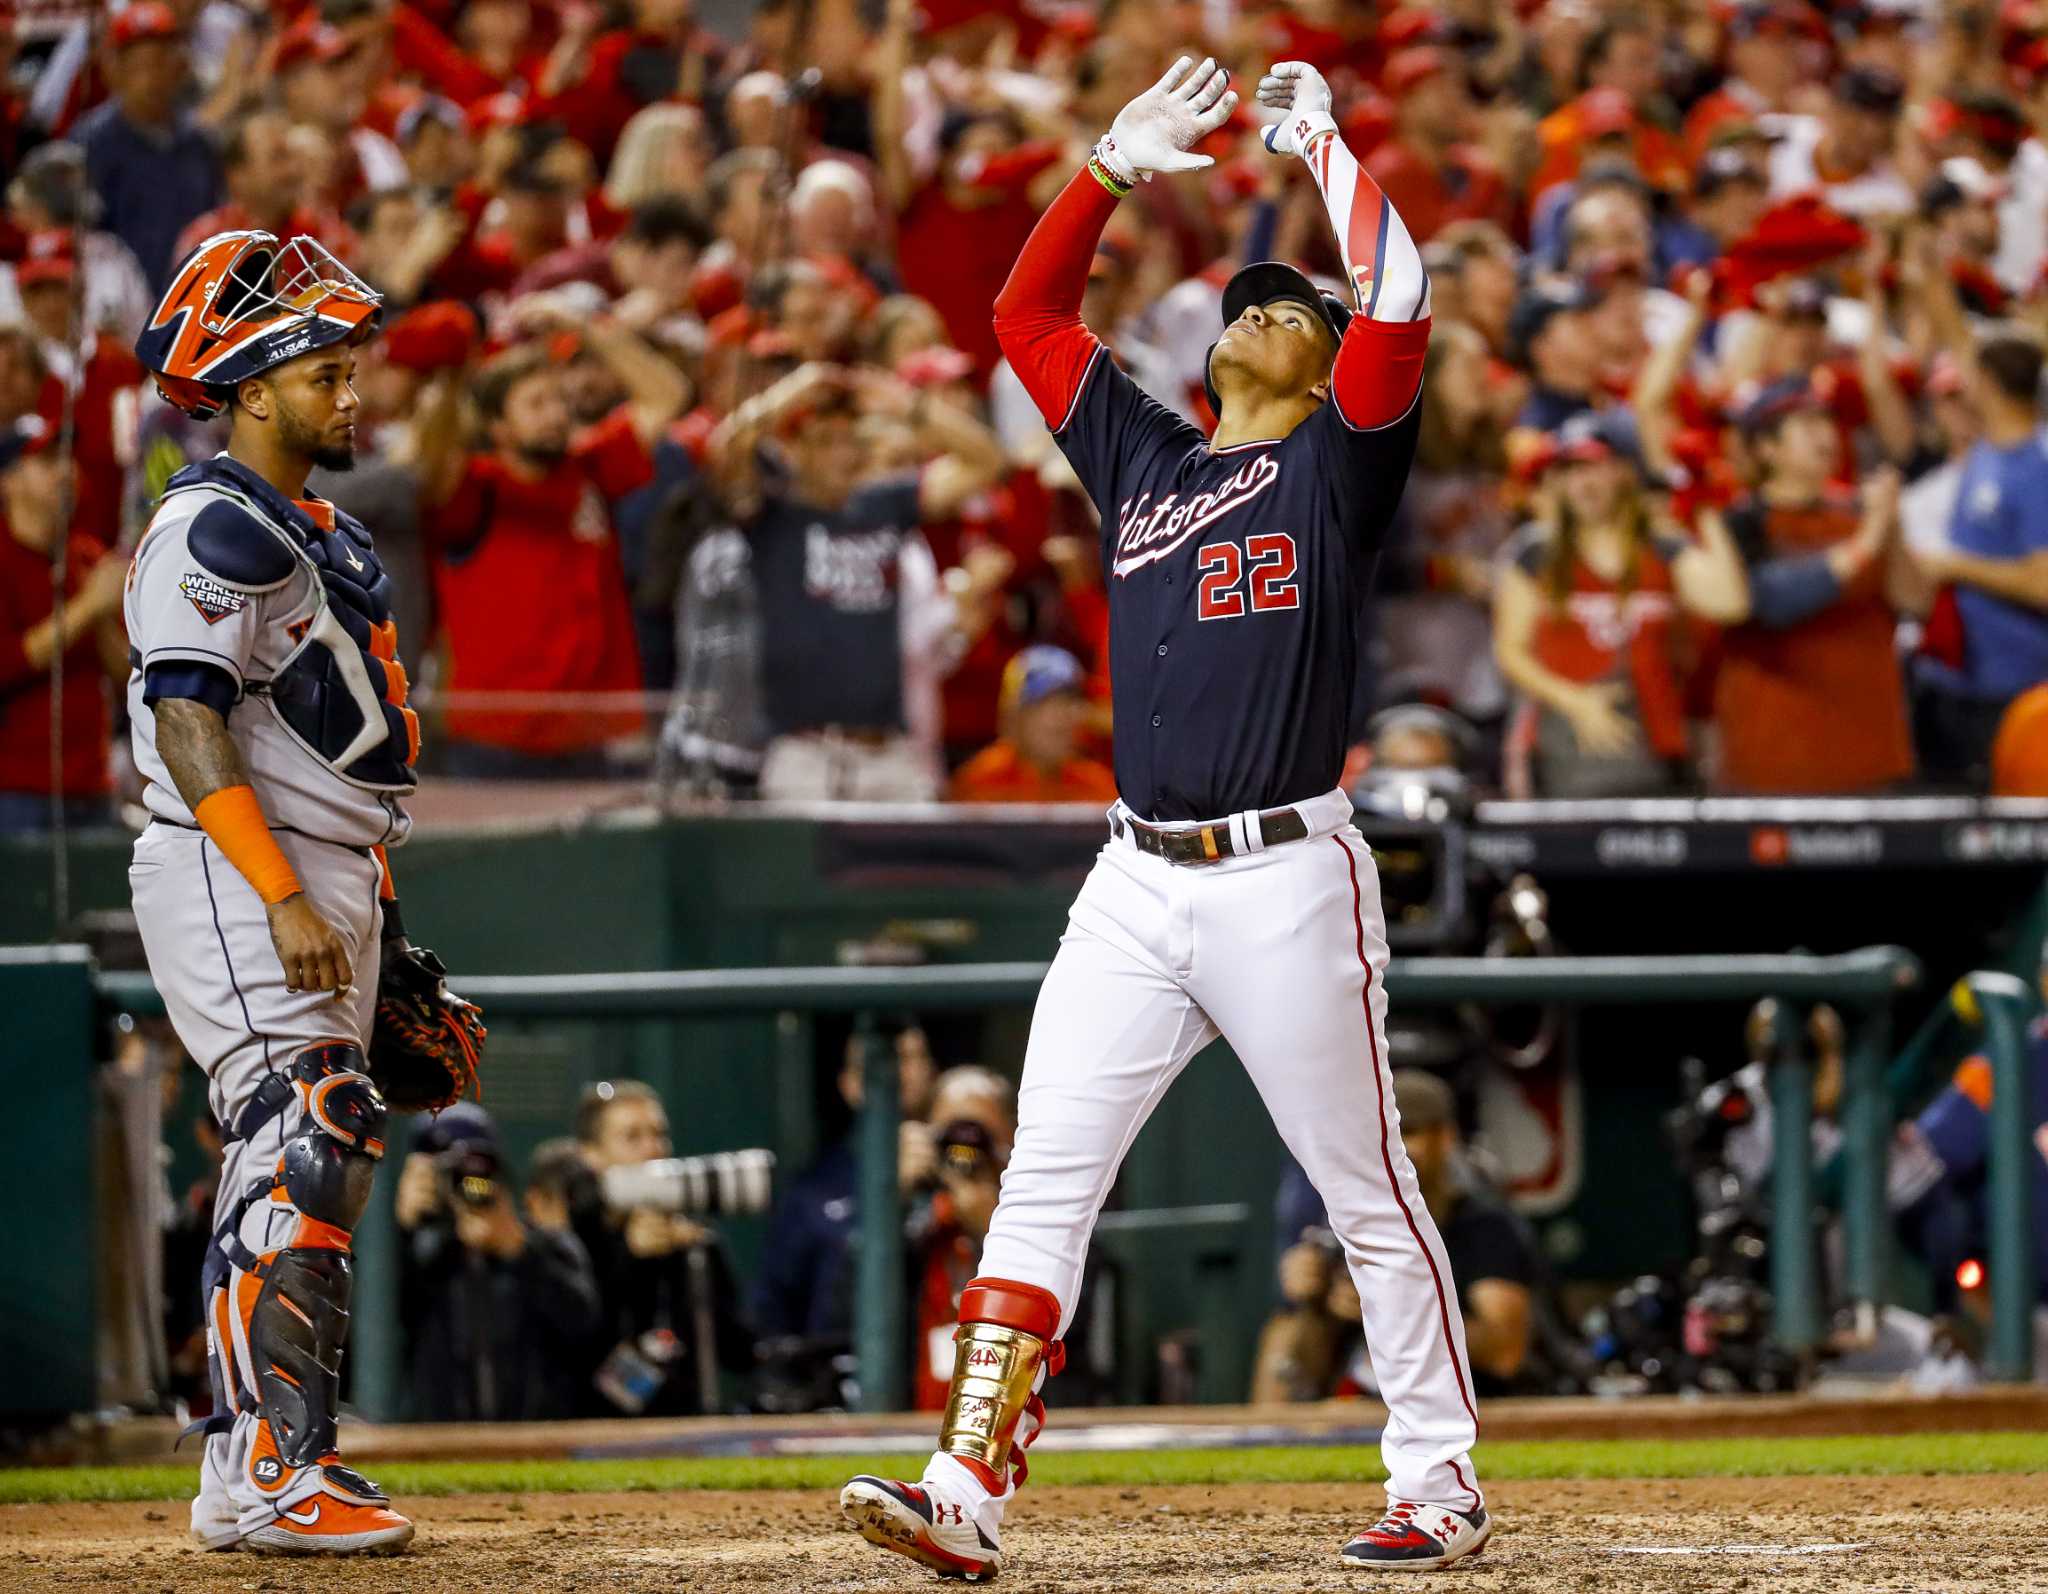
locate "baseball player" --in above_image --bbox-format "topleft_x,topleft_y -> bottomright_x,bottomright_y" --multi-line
841,58 -> 1488,1576
126,231 -> 470,1555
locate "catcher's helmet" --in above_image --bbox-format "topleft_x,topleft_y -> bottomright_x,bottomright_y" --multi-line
1203,259 -> 1353,414
135,231 -> 383,420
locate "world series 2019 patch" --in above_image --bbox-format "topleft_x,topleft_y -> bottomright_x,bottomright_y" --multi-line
179,571 -> 247,625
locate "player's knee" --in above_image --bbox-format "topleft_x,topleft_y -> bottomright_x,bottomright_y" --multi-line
277,1042 -> 387,1232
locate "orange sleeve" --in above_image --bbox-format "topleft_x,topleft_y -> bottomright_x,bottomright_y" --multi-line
192,786 -> 301,905
373,844 -> 397,901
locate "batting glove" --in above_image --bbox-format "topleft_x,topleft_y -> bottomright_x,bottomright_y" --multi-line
1094,55 -> 1237,187
1256,60 -> 1338,159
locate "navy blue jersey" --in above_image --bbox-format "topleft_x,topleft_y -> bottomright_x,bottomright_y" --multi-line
1054,348 -> 1421,821
994,120 -> 1432,824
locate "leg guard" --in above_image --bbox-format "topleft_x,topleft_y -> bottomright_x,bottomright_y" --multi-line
239,1044 -> 387,1489
938,1278 -> 1065,1492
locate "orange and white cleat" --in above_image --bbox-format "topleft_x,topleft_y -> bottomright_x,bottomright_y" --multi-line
240,1463 -> 415,1556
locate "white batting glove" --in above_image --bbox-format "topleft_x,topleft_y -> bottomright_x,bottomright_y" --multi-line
1095,55 -> 1237,186
1256,60 -> 1338,159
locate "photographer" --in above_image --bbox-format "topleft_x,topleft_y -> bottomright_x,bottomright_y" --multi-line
573,1080 -> 755,1416
394,1107 -> 602,1422
1253,1072 -> 1542,1402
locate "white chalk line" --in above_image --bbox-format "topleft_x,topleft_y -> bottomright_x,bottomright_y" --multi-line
1602,1542 -> 1870,1556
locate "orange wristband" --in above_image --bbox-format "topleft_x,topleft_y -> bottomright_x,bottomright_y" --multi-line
192,786 -> 302,906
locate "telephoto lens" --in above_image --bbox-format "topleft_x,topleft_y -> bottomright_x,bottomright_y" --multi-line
600,1148 -> 776,1216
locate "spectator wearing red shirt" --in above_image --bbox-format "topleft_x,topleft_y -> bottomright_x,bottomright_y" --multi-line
0,421 -> 128,832
1683,1 -> 1816,163
173,109 -> 353,272
538,0 -> 729,165
427,313 -> 689,774
1493,416 -> 1748,796
1530,13 -> 1687,200
1362,49 -> 1513,247
1712,380 -> 1916,794
950,647 -> 1119,805
13,246 -> 143,548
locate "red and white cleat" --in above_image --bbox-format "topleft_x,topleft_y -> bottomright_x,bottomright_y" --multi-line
841,1475 -> 1003,1582
240,1465 -> 415,1556
1340,1501 -> 1491,1571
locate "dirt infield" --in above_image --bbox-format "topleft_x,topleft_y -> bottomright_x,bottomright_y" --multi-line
6,1475 -> 2044,1594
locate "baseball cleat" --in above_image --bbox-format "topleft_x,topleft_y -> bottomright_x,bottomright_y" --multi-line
840,1475 -> 1003,1582
1340,1501 -> 1491,1571
241,1465 -> 415,1557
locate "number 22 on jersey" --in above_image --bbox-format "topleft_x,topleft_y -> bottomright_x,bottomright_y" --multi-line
1196,533 -> 1299,620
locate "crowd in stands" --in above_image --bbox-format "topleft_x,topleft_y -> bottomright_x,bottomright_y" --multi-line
12,0 -> 2048,821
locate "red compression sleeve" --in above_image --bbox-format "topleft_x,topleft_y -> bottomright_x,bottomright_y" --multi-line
992,168 -> 1122,431
1330,316 -> 1432,431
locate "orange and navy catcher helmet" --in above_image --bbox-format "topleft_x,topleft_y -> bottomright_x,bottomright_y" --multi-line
135,231 -> 383,420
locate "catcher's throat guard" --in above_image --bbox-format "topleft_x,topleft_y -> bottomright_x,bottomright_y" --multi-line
938,1279 -> 1065,1479
137,231 -> 383,419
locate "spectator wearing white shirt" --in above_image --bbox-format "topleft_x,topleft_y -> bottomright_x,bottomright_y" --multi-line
1765,67 -> 1912,219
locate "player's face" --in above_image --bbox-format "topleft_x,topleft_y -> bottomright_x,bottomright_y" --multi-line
1212,298 -> 1336,407
265,346 -> 362,473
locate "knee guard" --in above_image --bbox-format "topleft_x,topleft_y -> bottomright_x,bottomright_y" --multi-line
248,1043 -> 387,1475
274,1041 -> 388,1236
939,1278 -> 1066,1490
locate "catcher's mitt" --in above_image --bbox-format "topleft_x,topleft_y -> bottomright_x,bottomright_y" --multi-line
370,940 -> 485,1112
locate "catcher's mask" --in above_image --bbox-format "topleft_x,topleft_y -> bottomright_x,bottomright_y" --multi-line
136,230 -> 384,420
1203,259 -> 1352,415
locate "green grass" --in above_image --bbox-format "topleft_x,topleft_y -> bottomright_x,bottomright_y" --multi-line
2,1431 -> 2043,1505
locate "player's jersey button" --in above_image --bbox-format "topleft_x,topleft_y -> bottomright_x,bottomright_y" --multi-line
1156,643 -> 1168,656
1151,714 -> 1162,727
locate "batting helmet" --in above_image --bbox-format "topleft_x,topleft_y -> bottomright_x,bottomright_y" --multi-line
135,231 -> 383,420
1203,260 -> 1353,414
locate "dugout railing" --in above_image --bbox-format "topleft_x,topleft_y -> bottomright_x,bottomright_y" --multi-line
21,942 -> 2041,1421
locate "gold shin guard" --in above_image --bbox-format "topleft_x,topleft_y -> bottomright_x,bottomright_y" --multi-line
937,1278 -> 1064,1480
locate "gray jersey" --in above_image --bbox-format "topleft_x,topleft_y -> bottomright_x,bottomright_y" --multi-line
125,466 -> 415,848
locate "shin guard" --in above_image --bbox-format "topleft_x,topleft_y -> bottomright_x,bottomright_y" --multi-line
938,1278 -> 1065,1491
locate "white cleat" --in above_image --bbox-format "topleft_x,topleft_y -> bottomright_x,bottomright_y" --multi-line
840,1474 -> 1004,1582
1340,1501 -> 1491,1571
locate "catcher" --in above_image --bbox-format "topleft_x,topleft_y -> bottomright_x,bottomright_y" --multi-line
127,230 -> 483,1556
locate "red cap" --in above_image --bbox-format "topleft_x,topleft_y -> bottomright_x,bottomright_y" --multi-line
110,1 -> 180,48
381,301 -> 480,374
15,229 -> 74,288
1383,46 -> 1450,98
275,17 -> 357,73
1580,86 -> 1636,137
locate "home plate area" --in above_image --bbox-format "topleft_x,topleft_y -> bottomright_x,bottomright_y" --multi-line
6,1474 -> 2044,1594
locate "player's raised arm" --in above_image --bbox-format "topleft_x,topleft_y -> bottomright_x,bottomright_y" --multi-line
1257,61 -> 1431,430
992,55 -> 1237,431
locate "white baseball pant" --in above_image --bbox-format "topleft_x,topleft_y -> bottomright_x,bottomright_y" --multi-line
965,787 -> 1483,1511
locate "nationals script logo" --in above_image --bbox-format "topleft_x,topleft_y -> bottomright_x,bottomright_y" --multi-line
1112,454 -> 1280,577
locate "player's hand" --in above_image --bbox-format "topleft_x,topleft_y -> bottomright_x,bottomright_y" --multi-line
1559,682 -> 1638,757
1255,60 -> 1334,158
1098,55 -> 1237,184
267,893 -> 353,997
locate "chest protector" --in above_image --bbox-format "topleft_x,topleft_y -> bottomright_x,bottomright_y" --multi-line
161,456 -> 419,793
